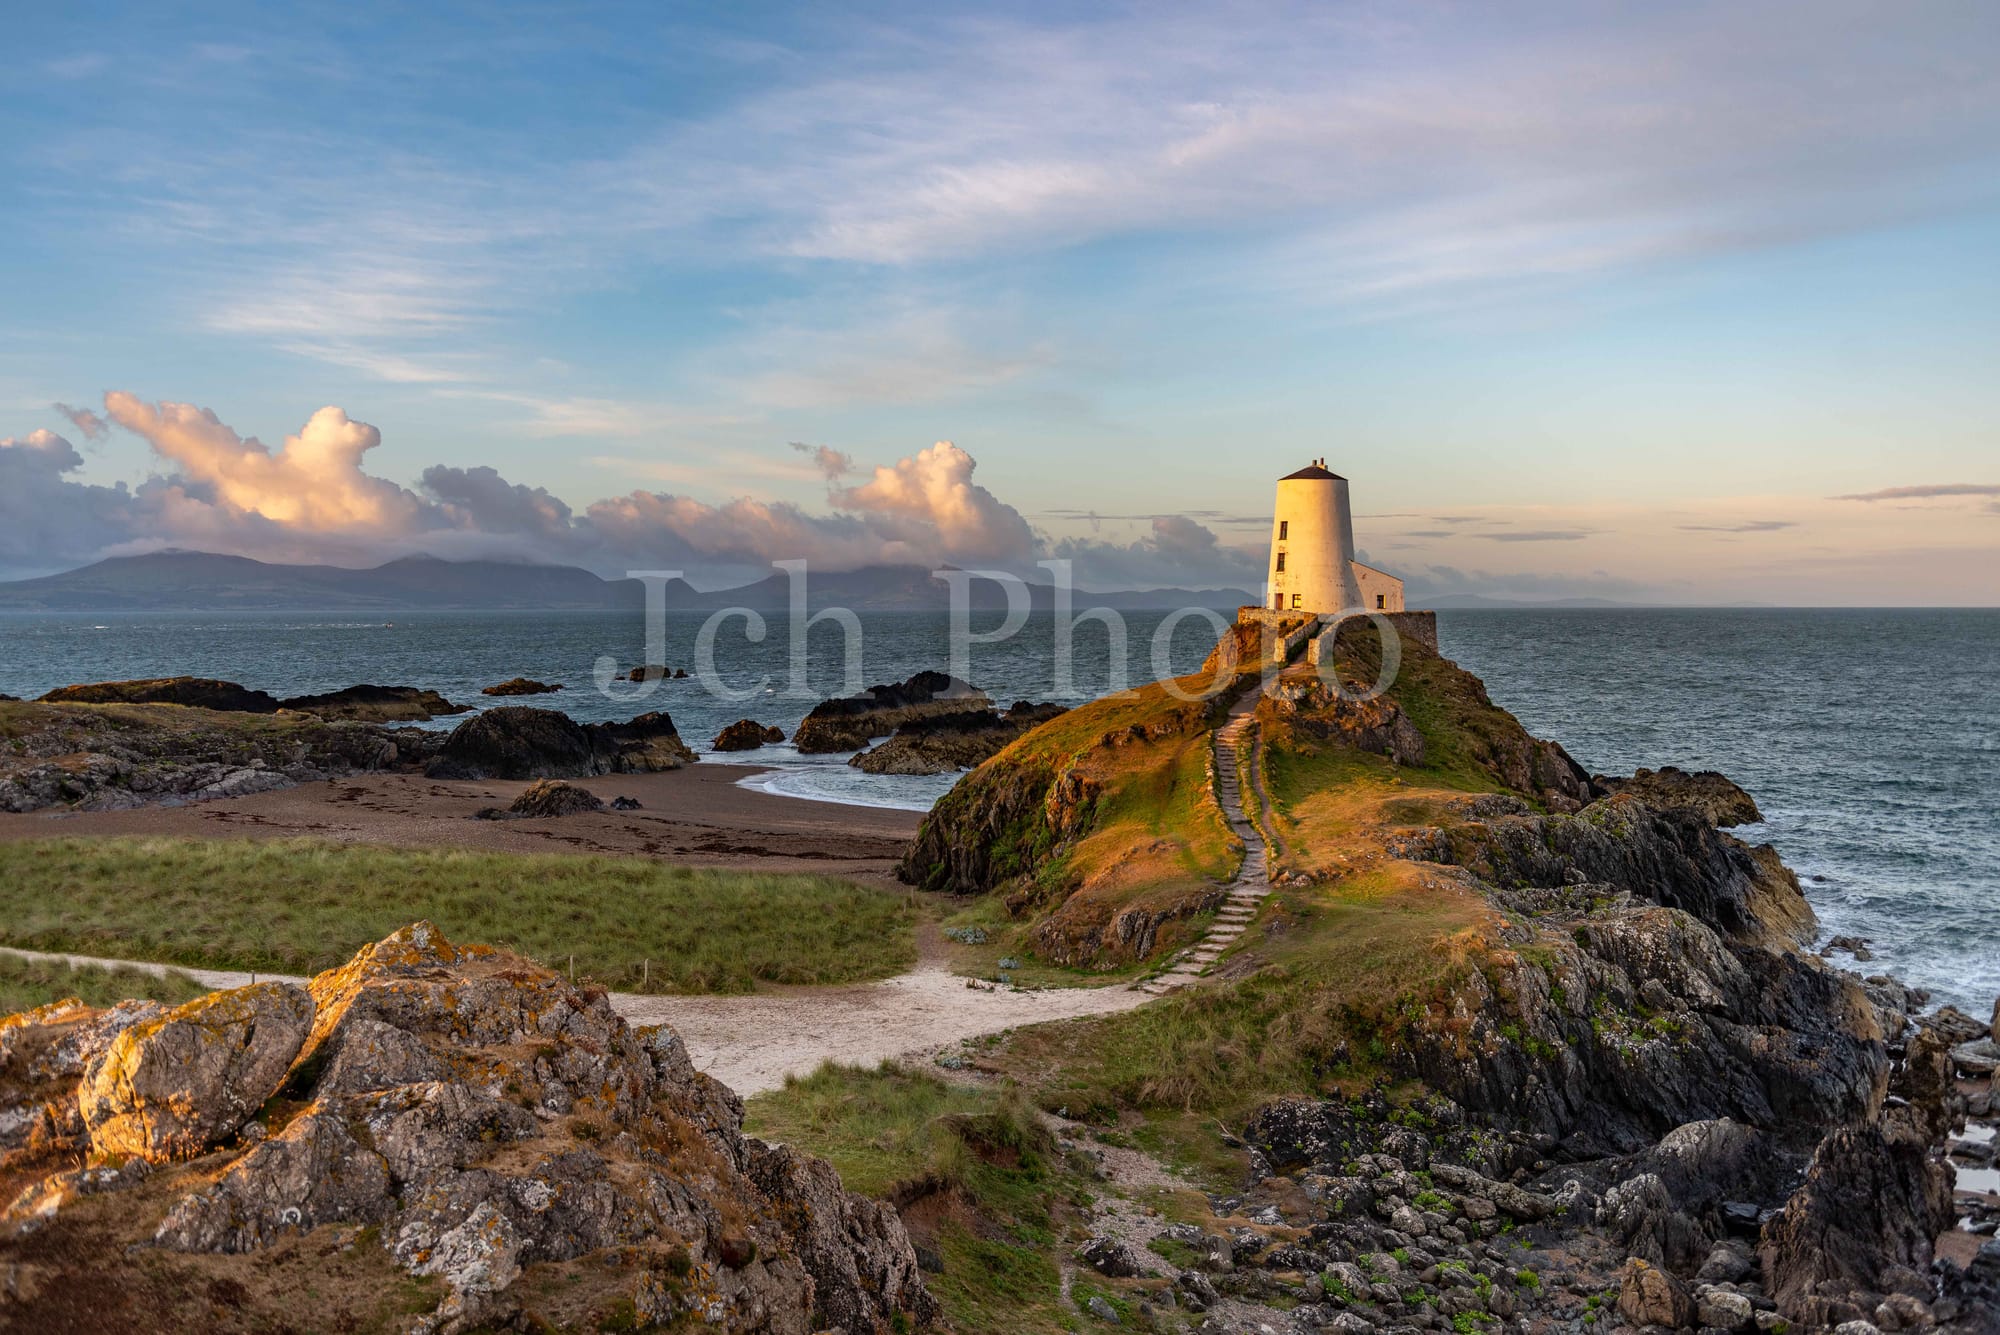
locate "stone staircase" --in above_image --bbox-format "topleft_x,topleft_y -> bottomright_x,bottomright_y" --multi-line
1136,695 -> 1273,995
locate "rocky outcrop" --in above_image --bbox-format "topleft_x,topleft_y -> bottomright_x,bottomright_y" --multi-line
425,706 -> 696,779
277,683 -> 469,722
901,693 -> 1210,897
474,778 -> 604,820
1594,765 -> 1764,826
1263,675 -> 1425,767
39,676 -> 280,712
0,699 -> 403,813
1401,776 -> 1815,953
480,677 -> 562,696
793,671 -> 989,754
0,996 -> 168,1158
713,719 -> 786,751
79,982 -> 314,1161
850,700 -> 1068,775
0,924 -> 937,1334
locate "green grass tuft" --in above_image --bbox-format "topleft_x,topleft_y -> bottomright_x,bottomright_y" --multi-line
0,952 -> 210,1016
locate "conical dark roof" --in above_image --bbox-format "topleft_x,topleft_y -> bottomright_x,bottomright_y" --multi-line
1280,462 -> 1345,481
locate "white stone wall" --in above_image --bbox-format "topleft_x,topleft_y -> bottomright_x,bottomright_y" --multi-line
1352,560 -> 1405,613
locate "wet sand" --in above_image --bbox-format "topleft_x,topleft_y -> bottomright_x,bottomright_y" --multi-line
0,764 -> 920,882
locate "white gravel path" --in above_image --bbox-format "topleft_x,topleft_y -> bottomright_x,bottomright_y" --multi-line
0,945 -> 1148,1096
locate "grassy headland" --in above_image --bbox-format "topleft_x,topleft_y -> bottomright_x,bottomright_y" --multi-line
0,837 -> 920,994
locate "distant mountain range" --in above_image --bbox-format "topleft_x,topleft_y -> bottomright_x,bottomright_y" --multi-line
0,551 -> 1259,613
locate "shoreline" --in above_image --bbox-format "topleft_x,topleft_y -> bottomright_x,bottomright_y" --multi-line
0,765 -> 924,882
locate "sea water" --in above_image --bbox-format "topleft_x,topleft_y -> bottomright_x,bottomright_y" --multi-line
1,606 -> 1993,1010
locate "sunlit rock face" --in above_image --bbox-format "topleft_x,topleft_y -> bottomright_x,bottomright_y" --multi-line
0,923 -> 939,1333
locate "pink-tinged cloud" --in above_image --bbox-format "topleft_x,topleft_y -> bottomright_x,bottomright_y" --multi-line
789,442 -> 855,480
103,393 -> 428,533
53,404 -> 109,441
828,442 -> 1036,563
0,394 -> 1053,578
1833,483 -> 2000,502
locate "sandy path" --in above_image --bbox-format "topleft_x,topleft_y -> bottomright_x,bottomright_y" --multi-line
0,945 -> 1146,1097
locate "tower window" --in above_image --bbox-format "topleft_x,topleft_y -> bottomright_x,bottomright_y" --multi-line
1278,520 -> 1288,540
1290,593 -> 1302,610
1275,552 -> 1286,573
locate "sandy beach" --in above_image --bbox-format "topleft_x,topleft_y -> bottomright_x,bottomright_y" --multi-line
0,762 -> 921,882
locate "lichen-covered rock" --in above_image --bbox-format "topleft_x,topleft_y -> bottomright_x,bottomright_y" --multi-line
713,718 -> 785,751
0,996 -> 167,1156
80,982 -> 314,1161
747,1138 -> 942,1331
3,923 -> 936,1332
1618,1256 -> 1694,1328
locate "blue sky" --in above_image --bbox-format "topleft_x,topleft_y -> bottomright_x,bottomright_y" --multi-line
3,0 -> 1997,601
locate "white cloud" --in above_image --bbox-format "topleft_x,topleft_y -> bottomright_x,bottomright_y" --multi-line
103,393 -> 427,533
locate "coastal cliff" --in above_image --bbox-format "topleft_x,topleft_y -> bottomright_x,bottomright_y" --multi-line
904,615 -> 1994,1330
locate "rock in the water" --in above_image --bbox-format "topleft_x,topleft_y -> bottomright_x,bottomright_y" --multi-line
426,706 -> 695,779
277,683 -> 468,722
480,677 -> 563,696
850,700 -> 1067,775
39,676 -> 280,712
79,982 -> 314,1161
713,718 -> 786,751
476,778 -> 604,820
793,670 -> 988,753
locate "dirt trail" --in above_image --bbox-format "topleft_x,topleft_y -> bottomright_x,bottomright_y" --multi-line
0,944 -> 1146,1097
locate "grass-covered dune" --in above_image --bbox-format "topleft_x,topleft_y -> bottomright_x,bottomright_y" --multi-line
0,837 -> 919,994
0,951 -> 211,1015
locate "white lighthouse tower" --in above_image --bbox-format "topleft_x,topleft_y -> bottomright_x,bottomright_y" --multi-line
1264,459 -> 1404,615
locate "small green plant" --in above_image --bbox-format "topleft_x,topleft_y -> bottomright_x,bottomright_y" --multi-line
1515,1268 -> 1541,1290
1393,1247 -> 1411,1265
1413,1190 -> 1450,1212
